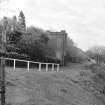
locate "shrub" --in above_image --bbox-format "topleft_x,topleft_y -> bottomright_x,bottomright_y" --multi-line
5,52 -> 30,60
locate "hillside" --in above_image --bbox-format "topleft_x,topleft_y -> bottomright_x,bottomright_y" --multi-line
4,65 -> 105,105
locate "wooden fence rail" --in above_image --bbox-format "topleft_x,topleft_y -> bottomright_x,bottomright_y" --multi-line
0,57 -> 60,72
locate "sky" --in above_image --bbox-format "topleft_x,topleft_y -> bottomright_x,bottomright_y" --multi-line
0,0 -> 105,51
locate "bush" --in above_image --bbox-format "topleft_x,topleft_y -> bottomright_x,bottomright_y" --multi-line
0,52 -> 31,67
85,63 -> 102,72
86,64 -> 105,95
5,52 -> 30,60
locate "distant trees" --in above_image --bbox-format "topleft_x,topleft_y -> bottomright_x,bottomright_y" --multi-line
0,11 -> 88,65
0,13 -> 55,62
65,38 -> 88,63
17,26 -> 55,62
86,46 -> 105,64
0,12 -> 27,59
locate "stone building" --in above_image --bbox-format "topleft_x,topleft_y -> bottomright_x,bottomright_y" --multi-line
47,30 -> 67,66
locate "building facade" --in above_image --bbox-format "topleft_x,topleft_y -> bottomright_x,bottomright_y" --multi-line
48,30 -> 67,66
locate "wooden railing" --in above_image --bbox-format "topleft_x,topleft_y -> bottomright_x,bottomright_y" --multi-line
0,57 -> 60,72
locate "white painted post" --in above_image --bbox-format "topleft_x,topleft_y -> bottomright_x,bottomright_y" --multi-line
57,64 -> 59,72
46,64 -> 48,72
27,61 -> 30,71
52,64 -> 54,71
13,59 -> 16,70
39,63 -> 41,71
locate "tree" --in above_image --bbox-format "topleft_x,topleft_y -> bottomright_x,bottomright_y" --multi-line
17,28 -> 55,62
39,33 -> 49,44
1,17 -> 23,45
18,11 -> 26,31
0,16 -> 23,53
65,37 -> 87,63
12,16 -> 17,31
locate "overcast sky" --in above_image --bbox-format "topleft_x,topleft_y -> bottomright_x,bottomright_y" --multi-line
0,0 -> 105,51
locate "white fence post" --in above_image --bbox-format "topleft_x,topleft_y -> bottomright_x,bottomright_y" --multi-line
57,64 -> 59,72
14,59 -> 16,70
46,64 -> 48,72
27,61 -> 30,71
39,63 -> 41,71
52,64 -> 54,71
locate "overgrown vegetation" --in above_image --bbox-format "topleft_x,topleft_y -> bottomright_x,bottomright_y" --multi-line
86,46 -> 105,64
0,11 -> 87,64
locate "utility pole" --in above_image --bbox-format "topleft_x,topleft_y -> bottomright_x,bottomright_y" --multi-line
0,17 -> 7,105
